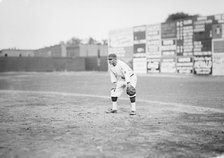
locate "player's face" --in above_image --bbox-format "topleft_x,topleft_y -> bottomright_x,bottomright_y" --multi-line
108,58 -> 117,66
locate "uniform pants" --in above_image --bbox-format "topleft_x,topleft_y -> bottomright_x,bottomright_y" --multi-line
111,74 -> 137,98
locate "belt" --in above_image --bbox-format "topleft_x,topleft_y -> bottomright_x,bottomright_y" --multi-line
121,74 -> 134,79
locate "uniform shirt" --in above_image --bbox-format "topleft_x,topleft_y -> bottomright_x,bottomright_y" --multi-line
109,60 -> 134,84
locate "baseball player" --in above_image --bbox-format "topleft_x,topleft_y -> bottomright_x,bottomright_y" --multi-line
106,53 -> 137,115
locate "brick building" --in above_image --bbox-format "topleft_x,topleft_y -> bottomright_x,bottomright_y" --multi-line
0,49 -> 34,57
34,42 -> 66,57
66,44 -> 108,57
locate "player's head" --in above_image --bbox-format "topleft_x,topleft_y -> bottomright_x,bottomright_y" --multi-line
108,53 -> 117,66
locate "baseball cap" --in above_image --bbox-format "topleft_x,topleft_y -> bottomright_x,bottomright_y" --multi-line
108,53 -> 117,60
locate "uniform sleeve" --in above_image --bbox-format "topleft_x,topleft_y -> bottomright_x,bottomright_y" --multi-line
110,70 -> 117,83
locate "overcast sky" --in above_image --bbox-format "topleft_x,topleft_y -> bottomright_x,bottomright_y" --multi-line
0,0 -> 224,49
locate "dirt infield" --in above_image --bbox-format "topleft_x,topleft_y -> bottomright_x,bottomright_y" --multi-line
0,90 -> 224,158
0,72 -> 224,158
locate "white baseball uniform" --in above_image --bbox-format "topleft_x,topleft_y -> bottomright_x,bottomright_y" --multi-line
109,59 -> 137,98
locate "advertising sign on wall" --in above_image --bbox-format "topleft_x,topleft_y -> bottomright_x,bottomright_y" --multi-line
146,24 -> 161,58
109,27 -> 133,47
193,15 -> 218,75
108,27 -> 134,64
109,13 -> 224,75
213,53 -> 224,75
133,43 -> 146,58
133,58 -> 147,74
147,58 -> 160,73
108,27 -> 133,57
212,24 -> 224,39
133,25 -> 146,59
133,25 -> 146,42
161,22 -> 176,39
176,20 -> 194,57
160,58 -> 176,73
176,57 -> 193,74
161,39 -> 176,57
194,56 -> 212,74
212,39 -> 224,76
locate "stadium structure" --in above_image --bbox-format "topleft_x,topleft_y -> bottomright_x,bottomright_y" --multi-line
108,13 -> 224,76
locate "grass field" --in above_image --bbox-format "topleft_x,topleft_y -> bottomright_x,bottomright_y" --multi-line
0,72 -> 224,158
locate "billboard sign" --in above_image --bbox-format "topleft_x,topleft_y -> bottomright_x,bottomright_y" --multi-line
108,27 -> 133,57
133,58 -> 147,74
212,39 -> 224,76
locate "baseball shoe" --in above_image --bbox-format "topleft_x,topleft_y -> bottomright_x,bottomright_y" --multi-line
129,111 -> 136,115
106,109 -> 117,113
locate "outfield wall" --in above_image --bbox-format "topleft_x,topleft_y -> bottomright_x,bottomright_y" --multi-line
0,57 -> 108,72
108,13 -> 224,76
0,57 -> 85,72
85,56 -> 108,71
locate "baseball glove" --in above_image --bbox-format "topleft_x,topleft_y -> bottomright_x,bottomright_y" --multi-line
126,85 -> 136,96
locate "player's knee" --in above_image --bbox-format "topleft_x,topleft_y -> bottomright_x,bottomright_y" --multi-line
110,91 -> 117,97
127,93 -> 136,97
111,89 -> 123,98
111,97 -> 118,102
110,88 -> 116,97
127,86 -> 136,97
130,96 -> 135,103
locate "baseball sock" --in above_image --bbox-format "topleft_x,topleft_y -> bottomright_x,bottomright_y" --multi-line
130,96 -> 136,111
112,102 -> 118,110
131,103 -> 136,111
111,97 -> 118,110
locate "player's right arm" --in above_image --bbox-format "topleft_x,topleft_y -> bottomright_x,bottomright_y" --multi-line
110,70 -> 116,83
110,70 -> 117,89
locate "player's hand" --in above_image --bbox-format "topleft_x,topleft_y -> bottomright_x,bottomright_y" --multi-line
111,87 -> 116,92
127,82 -> 131,88
111,82 -> 116,91
121,84 -> 126,88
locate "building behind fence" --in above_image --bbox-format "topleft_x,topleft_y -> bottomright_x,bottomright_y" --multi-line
0,43 -> 108,72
